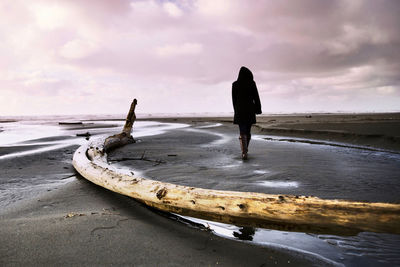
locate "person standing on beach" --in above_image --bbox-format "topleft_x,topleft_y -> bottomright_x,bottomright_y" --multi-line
232,66 -> 262,160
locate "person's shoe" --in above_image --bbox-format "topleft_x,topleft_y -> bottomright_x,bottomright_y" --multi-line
239,135 -> 248,160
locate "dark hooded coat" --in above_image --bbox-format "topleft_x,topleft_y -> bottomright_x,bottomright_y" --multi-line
232,66 -> 262,125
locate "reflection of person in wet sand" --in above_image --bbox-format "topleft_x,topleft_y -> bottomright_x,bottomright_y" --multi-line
232,66 -> 262,160
233,226 -> 256,241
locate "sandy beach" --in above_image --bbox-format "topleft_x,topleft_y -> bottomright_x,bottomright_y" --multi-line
1,114 -> 400,266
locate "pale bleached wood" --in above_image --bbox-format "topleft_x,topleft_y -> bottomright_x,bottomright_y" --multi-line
72,100 -> 400,235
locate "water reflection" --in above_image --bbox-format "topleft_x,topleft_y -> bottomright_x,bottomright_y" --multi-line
177,214 -> 400,266
233,226 -> 256,241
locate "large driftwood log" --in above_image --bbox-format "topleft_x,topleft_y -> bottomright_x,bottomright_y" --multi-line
73,99 -> 400,235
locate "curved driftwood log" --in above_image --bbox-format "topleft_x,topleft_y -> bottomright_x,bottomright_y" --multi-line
73,99 -> 400,235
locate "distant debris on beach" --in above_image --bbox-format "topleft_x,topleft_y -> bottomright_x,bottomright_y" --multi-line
59,121 -> 83,125
76,132 -> 91,138
0,119 -> 17,123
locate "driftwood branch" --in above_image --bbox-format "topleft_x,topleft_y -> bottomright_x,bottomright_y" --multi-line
73,99 -> 400,235
122,99 -> 138,135
103,99 -> 137,153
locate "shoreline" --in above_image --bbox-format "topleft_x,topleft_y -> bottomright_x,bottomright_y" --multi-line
137,113 -> 400,152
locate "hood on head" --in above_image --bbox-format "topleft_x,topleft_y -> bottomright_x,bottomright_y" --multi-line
237,66 -> 253,82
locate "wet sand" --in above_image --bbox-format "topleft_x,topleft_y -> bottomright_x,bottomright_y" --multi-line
0,120 -> 321,266
1,114 -> 400,266
109,121 -> 400,203
0,179 -> 320,266
145,113 -> 400,152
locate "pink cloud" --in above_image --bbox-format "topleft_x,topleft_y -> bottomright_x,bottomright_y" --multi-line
0,0 -> 399,116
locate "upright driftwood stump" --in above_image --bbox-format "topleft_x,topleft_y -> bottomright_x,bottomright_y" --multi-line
103,99 -> 137,153
74,99 -> 400,235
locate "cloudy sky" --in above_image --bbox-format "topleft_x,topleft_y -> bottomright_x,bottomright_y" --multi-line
1,0 -> 399,116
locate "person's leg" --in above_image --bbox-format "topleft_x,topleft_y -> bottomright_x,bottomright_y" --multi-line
238,124 -> 248,160
246,124 -> 252,149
